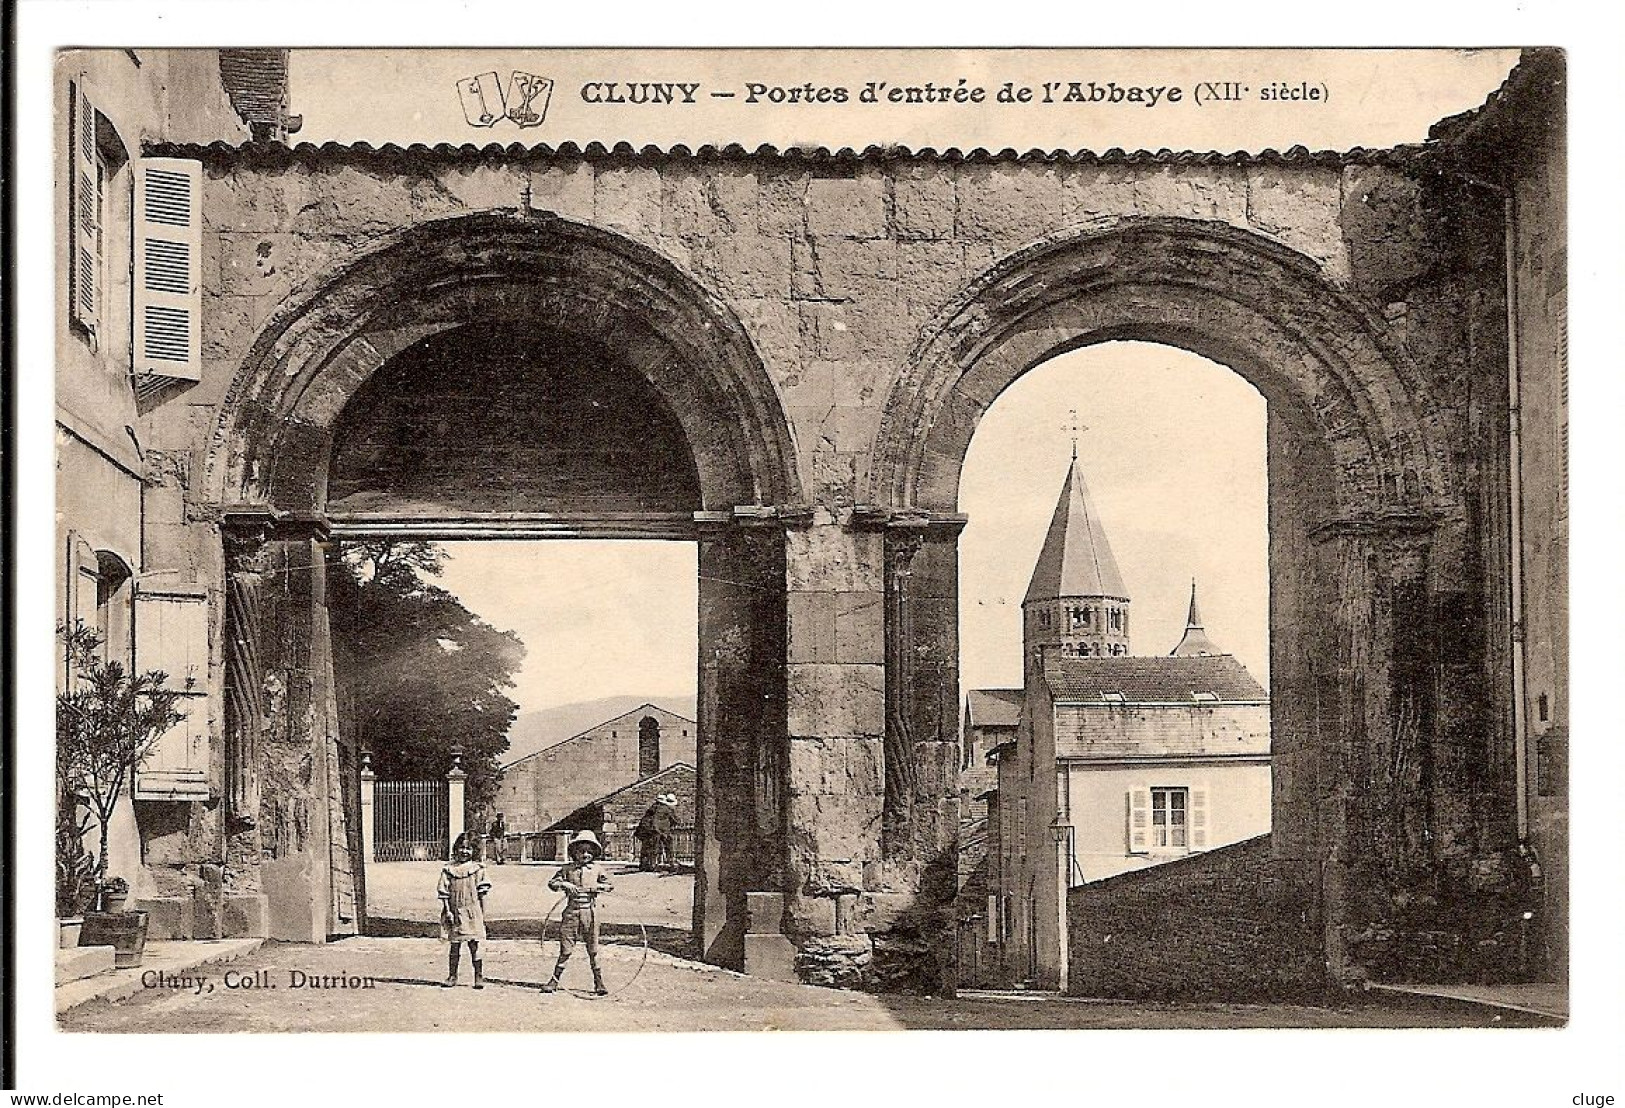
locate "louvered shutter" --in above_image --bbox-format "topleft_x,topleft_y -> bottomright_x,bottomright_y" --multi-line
69,82 -> 101,333
133,158 -> 203,384
133,586 -> 211,800
63,533 -> 99,686
1126,786 -> 1150,854
1190,784 -> 1210,850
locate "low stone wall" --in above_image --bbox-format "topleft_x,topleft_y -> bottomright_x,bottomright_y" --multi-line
1066,834 -> 1326,1000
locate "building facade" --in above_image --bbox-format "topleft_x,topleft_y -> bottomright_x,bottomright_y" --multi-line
56,49 -> 296,940
979,457 -> 1272,988
491,703 -> 697,834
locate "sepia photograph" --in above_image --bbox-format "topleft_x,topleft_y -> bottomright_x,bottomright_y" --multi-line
9,7 -> 1618,1103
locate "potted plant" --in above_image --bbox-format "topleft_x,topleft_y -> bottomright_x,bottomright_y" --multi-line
55,761 -> 96,949
57,622 -> 191,968
99,876 -> 130,914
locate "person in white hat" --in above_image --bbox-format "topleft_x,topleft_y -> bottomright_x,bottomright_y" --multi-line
542,830 -> 614,995
652,794 -> 678,871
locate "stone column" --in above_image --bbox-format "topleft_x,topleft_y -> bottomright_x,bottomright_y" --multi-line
778,512 -> 886,982
359,751 -> 376,865
1313,515 -> 1445,984
218,514 -> 275,939
226,511 -> 340,943
447,752 -> 467,854
695,515 -> 788,969
873,513 -> 964,991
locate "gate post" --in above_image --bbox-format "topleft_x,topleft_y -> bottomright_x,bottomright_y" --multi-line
360,751 -> 376,864
446,751 -> 467,854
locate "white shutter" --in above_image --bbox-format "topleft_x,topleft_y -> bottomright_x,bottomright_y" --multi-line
133,587 -> 211,800
63,533 -> 99,685
1127,786 -> 1150,854
69,82 -> 101,333
1190,784 -> 1210,850
133,158 -> 203,384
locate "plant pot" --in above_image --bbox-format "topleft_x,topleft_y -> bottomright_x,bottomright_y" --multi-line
58,917 -> 84,950
101,892 -> 129,913
79,910 -> 149,968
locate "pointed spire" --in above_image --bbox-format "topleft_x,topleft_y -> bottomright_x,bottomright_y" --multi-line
1023,456 -> 1129,605
1171,579 -> 1224,657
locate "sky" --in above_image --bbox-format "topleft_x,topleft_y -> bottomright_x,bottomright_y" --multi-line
434,340 -> 1266,714
435,540 -> 698,716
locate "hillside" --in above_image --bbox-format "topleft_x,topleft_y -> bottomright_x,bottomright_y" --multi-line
502,694 -> 698,765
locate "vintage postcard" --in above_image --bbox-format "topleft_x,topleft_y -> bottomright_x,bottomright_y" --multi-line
10,16 -> 1612,1106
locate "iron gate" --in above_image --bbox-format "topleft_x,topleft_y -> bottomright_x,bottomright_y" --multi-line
374,779 -> 449,861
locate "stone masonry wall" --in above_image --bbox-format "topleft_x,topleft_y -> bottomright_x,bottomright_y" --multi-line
1066,834 -> 1325,1000
134,139 -> 1528,990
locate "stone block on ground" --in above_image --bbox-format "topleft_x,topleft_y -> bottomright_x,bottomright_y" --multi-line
57,946 -> 116,984
743,934 -> 801,984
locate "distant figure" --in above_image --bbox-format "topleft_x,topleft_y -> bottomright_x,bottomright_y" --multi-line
438,832 -> 491,989
488,813 -> 507,865
653,793 -> 678,871
543,830 -> 614,996
633,802 -> 660,872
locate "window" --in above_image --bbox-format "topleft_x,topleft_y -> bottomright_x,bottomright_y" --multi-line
1128,785 -> 1210,855
68,81 -> 105,339
637,716 -> 661,777
1017,796 -> 1028,859
1151,787 -> 1188,849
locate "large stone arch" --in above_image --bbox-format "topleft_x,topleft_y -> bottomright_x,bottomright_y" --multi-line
206,209 -> 801,516
205,211 -> 799,964
871,216 -> 1448,517
867,217 -> 1502,989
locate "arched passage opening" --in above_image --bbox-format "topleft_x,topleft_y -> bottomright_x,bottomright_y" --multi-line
872,218 -> 1518,990
207,212 -> 799,966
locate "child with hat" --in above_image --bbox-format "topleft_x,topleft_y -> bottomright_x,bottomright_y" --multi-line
438,831 -> 492,988
542,830 -> 615,995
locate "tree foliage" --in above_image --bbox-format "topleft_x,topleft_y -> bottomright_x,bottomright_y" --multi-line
56,622 -> 192,913
328,541 -> 523,814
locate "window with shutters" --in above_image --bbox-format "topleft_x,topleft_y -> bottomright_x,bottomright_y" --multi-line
133,586 -> 211,801
133,158 -> 204,391
68,81 -> 106,341
1131,785 -> 1211,855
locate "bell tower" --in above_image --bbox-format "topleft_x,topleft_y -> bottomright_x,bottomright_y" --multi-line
1021,449 -> 1132,680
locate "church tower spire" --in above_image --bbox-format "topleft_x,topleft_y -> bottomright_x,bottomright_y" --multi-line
1022,455 -> 1131,675
1171,579 -> 1224,657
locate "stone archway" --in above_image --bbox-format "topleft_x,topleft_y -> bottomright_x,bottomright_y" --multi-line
206,211 -> 800,965
870,217 -> 1514,987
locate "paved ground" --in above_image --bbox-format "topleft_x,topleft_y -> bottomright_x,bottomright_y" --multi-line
58,937 -> 1526,1033
363,860 -> 697,953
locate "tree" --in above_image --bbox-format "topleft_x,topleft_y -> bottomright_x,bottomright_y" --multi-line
56,623 -> 191,906
328,541 -> 523,814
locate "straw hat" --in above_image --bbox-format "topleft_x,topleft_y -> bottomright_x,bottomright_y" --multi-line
568,830 -> 603,859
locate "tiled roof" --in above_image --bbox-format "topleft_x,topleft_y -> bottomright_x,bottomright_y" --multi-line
1044,654 -> 1267,704
966,688 -> 1023,729
217,49 -> 290,135
143,139 -> 1429,167
1024,457 -> 1129,604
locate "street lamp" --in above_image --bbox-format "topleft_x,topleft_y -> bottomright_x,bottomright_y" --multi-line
1048,809 -> 1072,993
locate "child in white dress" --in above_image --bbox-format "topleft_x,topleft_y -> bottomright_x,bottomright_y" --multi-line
438,832 -> 492,988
